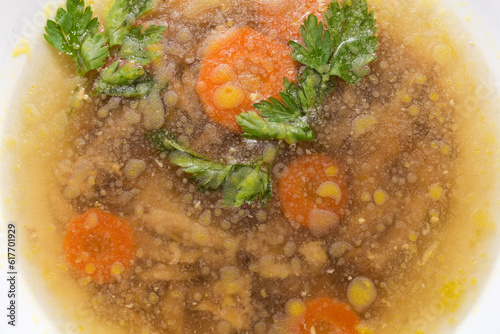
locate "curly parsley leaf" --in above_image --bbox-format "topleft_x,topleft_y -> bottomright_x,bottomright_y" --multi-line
93,60 -> 155,97
238,111 -> 314,144
44,0 -> 109,76
237,0 -> 377,144
238,77 -> 314,144
223,165 -> 272,207
323,0 -> 378,84
106,0 -> 155,46
170,151 -> 233,191
118,25 -> 166,65
148,130 -> 273,206
290,0 -> 377,84
289,14 -> 334,73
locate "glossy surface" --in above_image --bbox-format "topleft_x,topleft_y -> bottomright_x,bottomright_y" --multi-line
0,1 -> 499,333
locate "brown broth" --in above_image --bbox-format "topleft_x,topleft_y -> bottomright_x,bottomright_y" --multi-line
3,0 -> 499,333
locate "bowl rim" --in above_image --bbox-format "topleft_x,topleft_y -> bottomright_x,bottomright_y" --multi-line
0,1 -> 499,333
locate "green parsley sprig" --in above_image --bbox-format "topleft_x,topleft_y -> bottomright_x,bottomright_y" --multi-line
44,0 -> 109,76
93,24 -> 165,97
237,0 -> 377,144
118,25 -> 166,65
93,61 -> 155,97
44,0 -> 165,98
148,130 -> 273,207
106,0 -> 155,46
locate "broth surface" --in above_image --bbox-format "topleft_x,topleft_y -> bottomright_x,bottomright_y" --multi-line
4,0 -> 499,333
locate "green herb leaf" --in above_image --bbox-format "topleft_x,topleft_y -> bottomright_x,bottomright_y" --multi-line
148,130 -> 273,206
254,92 -> 301,123
289,14 -> 334,73
44,0 -> 109,76
170,152 -> 233,191
323,0 -> 378,84
106,0 -> 155,46
223,165 -> 271,207
296,67 -> 335,111
118,25 -> 166,65
237,0 -> 377,144
150,130 -> 231,189
238,111 -> 314,145
148,126 -> 189,154
290,0 -> 377,84
93,60 -> 155,97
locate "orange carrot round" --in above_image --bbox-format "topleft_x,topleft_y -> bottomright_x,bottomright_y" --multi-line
197,26 -> 297,132
257,0 -> 326,42
278,154 -> 348,231
289,298 -> 360,334
63,209 -> 135,284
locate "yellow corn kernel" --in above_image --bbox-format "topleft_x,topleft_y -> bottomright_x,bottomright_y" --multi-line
85,263 -> 96,275
326,165 -> 338,176
361,191 -> 371,202
414,73 -> 427,84
428,184 -> 444,201
316,181 -> 342,205
357,325 -> 374,334
373,189 -> 389,205
430,92 -> 440,101
191,224 -> 210,246
149,44 -> 163,65
285,299 -> 306,317
111,262 -> 124,276
213,83 -> 245,109
353,115 -> 377,137
440,143 -> 452,155
347,276 -> 377,312
408,105 -> 420,116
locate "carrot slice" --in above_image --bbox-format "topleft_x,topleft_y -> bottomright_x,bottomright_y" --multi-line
278,154 -> 348,231
197,26 -> 297,132
289,298 -> 361,334
63,209 -> 135,284
257,0 -> 326,42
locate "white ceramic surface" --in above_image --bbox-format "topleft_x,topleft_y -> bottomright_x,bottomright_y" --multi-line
0,1 -> 499,333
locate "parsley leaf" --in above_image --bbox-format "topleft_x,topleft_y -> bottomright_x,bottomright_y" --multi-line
223,165 -> 271,207
170,151 -> 233,191
118,25 -> 166,65
237,0 -> 377,144
290,0 -> 377,84
93,60 -> 155,98
106,0 -> 155,46
44,0 -> 109,76
148,130 -> 273,206
238,111 -> 314,144
323,0 -> 378,84
290,14 -> 335,73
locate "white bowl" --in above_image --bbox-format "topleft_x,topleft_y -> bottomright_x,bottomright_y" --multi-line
0,0 -> 499,333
